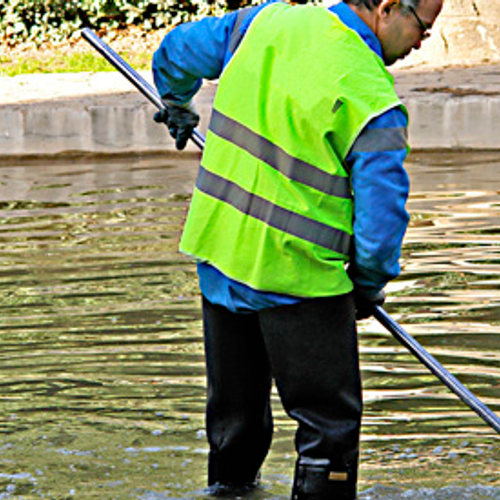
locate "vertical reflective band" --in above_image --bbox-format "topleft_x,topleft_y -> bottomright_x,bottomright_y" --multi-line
209,109 -> 351,199
197,167 -> 352,255
228,7 -> 253,54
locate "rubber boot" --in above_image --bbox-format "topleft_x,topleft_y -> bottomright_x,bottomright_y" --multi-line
202,297 -> 273,497
207,452 -> 262,497
291,457 -> 357,500
258,295 -> 361,499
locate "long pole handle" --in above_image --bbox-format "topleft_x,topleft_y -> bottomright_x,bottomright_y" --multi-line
81,28 -> 206,150
374,305 -> 500,434
81,26 -> 500,435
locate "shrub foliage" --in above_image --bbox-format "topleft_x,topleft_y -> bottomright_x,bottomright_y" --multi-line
0,0 -> 272,44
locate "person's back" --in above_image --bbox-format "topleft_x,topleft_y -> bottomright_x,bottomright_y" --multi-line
180,2 -> 401,300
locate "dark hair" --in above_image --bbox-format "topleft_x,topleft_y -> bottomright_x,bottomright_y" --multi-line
343,0 -> 420,11
343,0 -> 383,8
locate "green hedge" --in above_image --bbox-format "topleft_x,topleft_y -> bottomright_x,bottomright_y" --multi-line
0,0 -> 269,44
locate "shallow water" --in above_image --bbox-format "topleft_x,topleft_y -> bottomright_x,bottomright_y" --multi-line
0,151 -> 498,499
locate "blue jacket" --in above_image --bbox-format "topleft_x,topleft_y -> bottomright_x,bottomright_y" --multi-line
153,1 -> 410,313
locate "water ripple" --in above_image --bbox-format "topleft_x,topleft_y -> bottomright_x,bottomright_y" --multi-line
0,152 -> 498,498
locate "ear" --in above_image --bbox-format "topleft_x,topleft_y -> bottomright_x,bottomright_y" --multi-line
377,0 -> 400,19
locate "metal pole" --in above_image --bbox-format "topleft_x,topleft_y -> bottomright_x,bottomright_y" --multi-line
81,28 -> 206,150
374,305 -> 500,434
81,26 -> 500,435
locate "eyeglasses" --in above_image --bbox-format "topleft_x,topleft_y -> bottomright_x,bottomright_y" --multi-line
406,4 -> 431,40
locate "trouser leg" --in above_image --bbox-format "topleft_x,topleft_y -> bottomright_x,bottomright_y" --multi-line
259,294 -> 361,499
202,297 -> 273,488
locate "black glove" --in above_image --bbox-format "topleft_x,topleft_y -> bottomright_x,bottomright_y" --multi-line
354,289 -> 385,320
154,101 -> 199,150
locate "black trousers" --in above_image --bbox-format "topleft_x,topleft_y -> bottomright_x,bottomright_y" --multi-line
202,293 -> 362,488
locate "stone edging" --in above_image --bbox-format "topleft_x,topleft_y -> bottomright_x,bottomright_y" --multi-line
1,70 -> 500,156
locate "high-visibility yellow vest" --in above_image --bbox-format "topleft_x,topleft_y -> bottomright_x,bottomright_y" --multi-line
180,2 -> 405,297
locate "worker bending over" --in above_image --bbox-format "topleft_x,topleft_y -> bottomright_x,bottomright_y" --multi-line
152,0 -> 443,498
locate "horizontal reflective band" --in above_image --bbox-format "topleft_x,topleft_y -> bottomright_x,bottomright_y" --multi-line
209,110 -> 351,199
350,126 -> 408,153
197,167 -> 351,255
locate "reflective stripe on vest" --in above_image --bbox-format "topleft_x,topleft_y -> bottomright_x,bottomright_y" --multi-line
351,127 -> 408,153
228,7 -> 253,54
209,109 -> 352,199
196,166 -> 352,254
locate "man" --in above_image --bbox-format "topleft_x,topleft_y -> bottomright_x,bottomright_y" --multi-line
152,0 -> 443,498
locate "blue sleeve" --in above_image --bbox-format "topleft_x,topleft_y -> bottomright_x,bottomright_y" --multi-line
152,11 -> 238,104
346,107 -> 410,298
152,3 -> 275,105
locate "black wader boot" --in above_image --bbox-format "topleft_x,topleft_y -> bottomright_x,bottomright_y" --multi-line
203,298 -> 273,496
258,294 -> 361,500
202,294 -> 361,499
291,457 -> 358,500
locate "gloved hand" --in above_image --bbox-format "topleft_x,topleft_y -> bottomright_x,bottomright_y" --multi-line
354,289 -> 385,320
154,101 -> 199,150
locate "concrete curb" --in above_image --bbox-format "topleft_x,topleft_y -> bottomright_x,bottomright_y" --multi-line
0,73 -> 217,156
1,66 -> 500,157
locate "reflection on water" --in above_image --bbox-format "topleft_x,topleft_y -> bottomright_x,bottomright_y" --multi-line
0,151 -> 498,499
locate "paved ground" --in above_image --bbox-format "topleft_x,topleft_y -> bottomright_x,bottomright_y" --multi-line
1,63 -> 500,156
3,64 -> 500,106
0,71 -> 153,106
